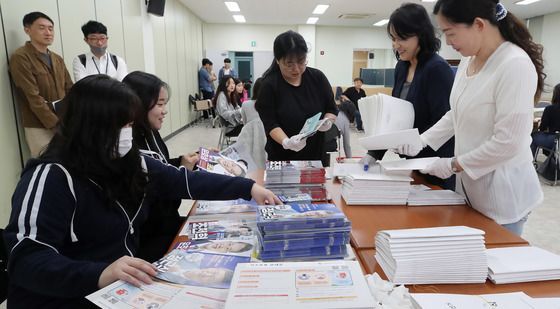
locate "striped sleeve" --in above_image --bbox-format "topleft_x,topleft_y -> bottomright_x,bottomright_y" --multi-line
4,163 -> 107,297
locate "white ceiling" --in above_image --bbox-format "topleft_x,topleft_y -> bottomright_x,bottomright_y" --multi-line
179,0 -> 560,27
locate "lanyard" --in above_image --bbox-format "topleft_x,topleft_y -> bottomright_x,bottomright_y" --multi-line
92,55 -> 110,75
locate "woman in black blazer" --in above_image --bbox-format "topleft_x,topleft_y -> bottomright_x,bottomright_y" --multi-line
388,3 -> 456,190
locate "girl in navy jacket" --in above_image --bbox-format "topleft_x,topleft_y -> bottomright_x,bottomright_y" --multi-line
3,75 -> 279,308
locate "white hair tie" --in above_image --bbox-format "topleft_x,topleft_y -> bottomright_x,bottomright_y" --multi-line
496,3 -> 508,21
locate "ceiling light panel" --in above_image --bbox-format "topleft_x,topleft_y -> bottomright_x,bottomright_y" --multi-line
313,4 -> 329,15
307,17 -> 319,24
373,19 -> 389,26
225,1 -> 240,12
233,15 -> 246,23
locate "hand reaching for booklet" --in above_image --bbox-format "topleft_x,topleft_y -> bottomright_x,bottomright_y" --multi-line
251,184 -> 282,205
282,134 -> 307,152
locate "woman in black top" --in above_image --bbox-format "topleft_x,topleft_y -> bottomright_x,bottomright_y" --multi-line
531,83 -> 560,155
123,71 -> 199,262
256,30 -> 338,161
365,3 -> 456,190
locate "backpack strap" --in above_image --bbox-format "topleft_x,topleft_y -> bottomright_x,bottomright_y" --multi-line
78,54 -> 86,67
110,54 -> 118,70
79,53 -> 118,70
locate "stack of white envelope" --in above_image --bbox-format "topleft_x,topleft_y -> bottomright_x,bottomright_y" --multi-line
375,226 -> 488,284
341,172 -> 412,205
487,246 -> 560,284
407,189 -> 466,206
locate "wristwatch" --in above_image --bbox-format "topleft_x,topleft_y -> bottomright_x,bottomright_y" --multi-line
451,157 -> 460,173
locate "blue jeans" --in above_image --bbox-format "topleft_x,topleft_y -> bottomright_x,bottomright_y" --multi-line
501,214 -> 530,236
354,110 -> 363,131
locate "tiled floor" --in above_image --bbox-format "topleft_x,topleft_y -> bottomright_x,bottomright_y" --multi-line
166,120 -> 560,256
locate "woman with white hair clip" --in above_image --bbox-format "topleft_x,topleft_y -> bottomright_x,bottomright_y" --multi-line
397,0 -> 545,236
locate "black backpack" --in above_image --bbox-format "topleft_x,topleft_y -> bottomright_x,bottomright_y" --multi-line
78,53 -> 118,69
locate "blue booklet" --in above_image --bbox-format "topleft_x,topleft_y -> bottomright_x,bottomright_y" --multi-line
260,218 -> 351,232
299,112 -> 328,138
259,230 -> 351,241
259,245 -> 348,261
256,204 -> 347,227
154,249 -> 249,289
259,234 -> 351,251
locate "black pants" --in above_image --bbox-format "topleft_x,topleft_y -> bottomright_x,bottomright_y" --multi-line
201,90 -> 216,118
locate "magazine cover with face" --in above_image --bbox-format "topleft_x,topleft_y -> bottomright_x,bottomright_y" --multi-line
154,249 -> 249,289
172,238 -> 256,258
197,147 -> 248,177
180,217 -> 257,240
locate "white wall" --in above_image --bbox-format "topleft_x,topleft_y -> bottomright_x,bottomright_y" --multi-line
540,11 -> 560,95
0,0 -> 203,225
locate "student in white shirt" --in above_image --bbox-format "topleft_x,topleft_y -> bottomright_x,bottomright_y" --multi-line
397,0 -> 545,236
72,20 -> 128,81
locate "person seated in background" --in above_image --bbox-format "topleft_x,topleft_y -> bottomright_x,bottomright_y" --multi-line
531,83 -> 560,156
122,71 -> 200,262
3,75 -> 280,308
341,77 -> 366,131
335,101 -> 357,158
238,78 -> 268,169
72,20 -> 128,81
234,78 -> 248,104
214,75 -> 244,136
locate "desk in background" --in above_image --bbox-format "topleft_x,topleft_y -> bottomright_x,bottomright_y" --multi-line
326,181 -> 528,250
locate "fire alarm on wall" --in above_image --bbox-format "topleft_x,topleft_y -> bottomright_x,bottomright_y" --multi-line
320,50 -> 325,55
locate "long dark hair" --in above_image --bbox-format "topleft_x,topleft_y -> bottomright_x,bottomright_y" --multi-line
43,75 -> 146,209
552,84 -> 560,105
122,71 -> 169,142
262,30 -> 308,78
434,0 -> 545,101
388,3 -> 441,62
212,75 -> 238,107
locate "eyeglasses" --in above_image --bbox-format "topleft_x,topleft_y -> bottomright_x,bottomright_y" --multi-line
87,36 -> 108,43
282,58 -> 308,69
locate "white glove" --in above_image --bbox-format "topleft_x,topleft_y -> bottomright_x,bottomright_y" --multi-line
420,157 -> 454,179
282,134 -> 307,152
395,135 -> 427,157
317,118 -> 334,132
359,154 -> 377,171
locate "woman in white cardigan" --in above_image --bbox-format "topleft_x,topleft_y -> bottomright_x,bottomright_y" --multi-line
398,0 -> 546,236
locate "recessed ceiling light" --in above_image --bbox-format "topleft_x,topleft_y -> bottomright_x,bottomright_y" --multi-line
515,0 -> 540,4
307,17 -> 319,24
373,19 -> 389,27
313,4 -> 330,15
224,1 -> 240,12
233,15 -> 246,23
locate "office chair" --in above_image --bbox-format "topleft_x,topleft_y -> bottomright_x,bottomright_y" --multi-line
534,132 -> 560,186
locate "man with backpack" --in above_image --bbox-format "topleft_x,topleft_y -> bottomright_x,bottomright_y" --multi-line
72,20 -> 128,81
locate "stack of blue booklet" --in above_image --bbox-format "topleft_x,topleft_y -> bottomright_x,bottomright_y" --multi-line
256,203 -> 351,261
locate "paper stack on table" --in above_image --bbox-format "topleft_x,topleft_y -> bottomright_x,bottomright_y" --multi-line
375,226 -> 488,284
487,246 -> 560,284
407,189 -> 466,206
341,172 -> 412,205
358,93 -> 414,136
411,292 -> 545,309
